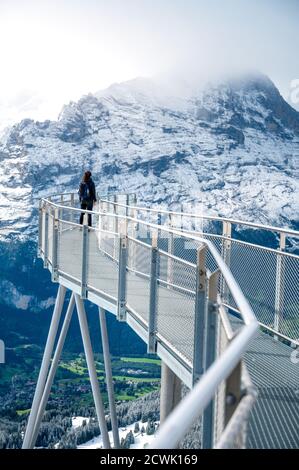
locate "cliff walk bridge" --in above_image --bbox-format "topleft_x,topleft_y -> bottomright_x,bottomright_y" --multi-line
22,192 -> 299,449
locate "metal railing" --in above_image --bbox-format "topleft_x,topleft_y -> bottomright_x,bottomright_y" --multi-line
100,194 -> 299,346
37,192 -> 262,448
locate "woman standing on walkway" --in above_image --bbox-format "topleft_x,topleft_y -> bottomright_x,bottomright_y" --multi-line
78,171 -> 97,226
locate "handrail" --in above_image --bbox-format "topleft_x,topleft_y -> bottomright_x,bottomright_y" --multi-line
44,193 -> 299,343
149,322 -> 257,449
41,197 -> 257,325
100,197 -> 299,238
43,192 -> 299,238
40,192 -> 261,449
42,195 -> 299,345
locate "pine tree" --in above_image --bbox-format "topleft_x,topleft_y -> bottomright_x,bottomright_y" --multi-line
134,422 -> 140,433
146,420 -> 155,435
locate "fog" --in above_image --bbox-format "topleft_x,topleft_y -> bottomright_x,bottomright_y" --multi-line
0,0 -> 298,129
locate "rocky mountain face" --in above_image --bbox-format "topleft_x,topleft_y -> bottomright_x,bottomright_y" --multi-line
0,72 -> 299,239
0,71 -> 298,348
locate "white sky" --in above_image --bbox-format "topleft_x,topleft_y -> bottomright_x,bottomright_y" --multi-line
0,0 -> 298,129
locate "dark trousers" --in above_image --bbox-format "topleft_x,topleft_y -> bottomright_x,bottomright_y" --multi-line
80,201 -> 93,226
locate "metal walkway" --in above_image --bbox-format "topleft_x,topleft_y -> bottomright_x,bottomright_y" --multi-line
22,192 -> 299,449
59,229 -> 196,366
62,229 -> 299,448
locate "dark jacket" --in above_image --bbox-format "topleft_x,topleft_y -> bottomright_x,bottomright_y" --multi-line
79,179 -> 97,203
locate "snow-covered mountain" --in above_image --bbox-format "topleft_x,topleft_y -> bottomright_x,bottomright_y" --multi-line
1,71 -> 299,239
0,70 -> 299,350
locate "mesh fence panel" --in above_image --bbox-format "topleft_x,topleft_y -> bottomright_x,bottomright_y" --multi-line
279,254 -> 299,340
98,227 -> 119,262
47,213 -> 54,264
202,219 -> 223,236
126,238 -> 151,323
157,252 -> 196,364
115,195 -> 128,218
127,238 -> 151,277
222,240 -> 299,340
225,241 -> 277,328
203,234 -> 223,273
41,210 -> 46,253
87,228 -> 119,300
158,254 -> 197,294
57,220 -> 82,281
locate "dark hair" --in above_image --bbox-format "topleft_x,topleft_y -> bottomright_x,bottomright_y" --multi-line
83,171 -> 92,182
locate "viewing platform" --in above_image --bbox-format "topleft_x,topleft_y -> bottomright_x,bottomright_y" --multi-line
22,192 -> 299,449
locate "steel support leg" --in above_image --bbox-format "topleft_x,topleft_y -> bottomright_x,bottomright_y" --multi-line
74,294 -> 110,449
22,285 -> 66,448
160,361 -> 182,424
30,293 -> 75,448
99,307 -> 120,448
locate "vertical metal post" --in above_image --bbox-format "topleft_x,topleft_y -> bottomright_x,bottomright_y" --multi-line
51,208 -> 59,282
125,194 -> 129,217
100,199 -> 104,232
113,195 -> 118,230
81,222 -> 89,299
30,293 -> 75,448
38,200 -> 43,257
74,294 -> 110,449
192,245 -> 207,384
132,193 -> 138,238
180,203 -> 184,231
70,193 -> 75,223
157,211 -> 162,243
117,235 -> 127,321
160,362 -> 182,424
104,201 -> 109,231
131,207 -> 138,270
201,270 -> 219,449
22,285 -> 66,448
167,214 -> 174,287
43,209 -> 49,268
221,221 -> 232,303
148,233 -> 159,353
99,307 -> 120,448
274,232 -> 286,337
112,195 -> 119,261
